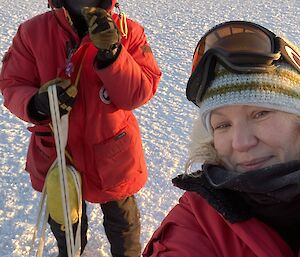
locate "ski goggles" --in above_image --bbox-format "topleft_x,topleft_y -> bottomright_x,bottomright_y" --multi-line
186,21 -> 300,106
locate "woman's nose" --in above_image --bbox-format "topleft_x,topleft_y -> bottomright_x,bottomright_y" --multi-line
231,122 -> 258,152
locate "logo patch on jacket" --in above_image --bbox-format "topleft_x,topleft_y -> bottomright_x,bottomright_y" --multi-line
99,87 -> 111,104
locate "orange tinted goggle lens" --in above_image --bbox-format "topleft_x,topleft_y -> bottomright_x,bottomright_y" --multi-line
191,23 -> 274,72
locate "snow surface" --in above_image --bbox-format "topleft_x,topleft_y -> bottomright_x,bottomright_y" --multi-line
0,0 -> 299,256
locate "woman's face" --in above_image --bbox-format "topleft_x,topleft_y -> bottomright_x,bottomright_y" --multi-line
210,105 -> 300,172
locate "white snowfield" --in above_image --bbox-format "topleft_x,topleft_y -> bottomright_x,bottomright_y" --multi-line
0,0 -> 299,256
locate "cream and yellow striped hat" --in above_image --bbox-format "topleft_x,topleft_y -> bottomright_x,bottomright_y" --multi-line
200,61 -> 300,132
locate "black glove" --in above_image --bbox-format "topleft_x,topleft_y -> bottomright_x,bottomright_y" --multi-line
81,7 -> 121,67
28,78 -> 77,121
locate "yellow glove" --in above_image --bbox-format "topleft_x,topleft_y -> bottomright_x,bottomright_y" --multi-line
82,7 -> 121,59
33,78 -> 77,118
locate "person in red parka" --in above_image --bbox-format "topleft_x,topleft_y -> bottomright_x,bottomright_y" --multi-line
0,0 -> 161,256
143,21 -> 300,257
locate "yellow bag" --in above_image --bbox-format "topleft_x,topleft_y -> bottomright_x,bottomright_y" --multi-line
46,164 -> 81,225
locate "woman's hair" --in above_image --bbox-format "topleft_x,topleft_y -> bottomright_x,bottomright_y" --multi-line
184,116 -> 220,174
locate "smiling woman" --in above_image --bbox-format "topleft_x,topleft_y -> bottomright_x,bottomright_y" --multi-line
211,106 -> 300,172
143,21 -> 300,257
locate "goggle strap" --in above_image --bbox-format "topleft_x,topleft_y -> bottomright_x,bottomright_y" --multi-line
278,38 -> 300,72
196,56 -> 217,103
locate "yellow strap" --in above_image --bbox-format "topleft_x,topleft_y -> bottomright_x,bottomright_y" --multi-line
65,150 -> 74,165
119,12 -> 128,39
74,48 -> 88,88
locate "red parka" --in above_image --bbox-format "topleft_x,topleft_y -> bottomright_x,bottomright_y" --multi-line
143,192 -> 299,257
0,8 -> 161,203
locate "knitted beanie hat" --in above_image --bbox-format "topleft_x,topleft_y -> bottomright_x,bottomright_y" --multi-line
199,61 -> 300,133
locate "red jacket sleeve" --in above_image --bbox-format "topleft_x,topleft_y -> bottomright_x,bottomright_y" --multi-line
95,20 -> 161,110
143,193 -> 217,257
0,24 -> 40,123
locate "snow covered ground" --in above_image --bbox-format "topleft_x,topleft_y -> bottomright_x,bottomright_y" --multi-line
0,0 -> 299,256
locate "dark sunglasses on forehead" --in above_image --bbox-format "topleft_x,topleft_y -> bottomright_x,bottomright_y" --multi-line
186,21 -> 300,107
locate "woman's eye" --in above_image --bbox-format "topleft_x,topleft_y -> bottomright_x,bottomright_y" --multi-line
253,111 -> 271,119
213,123 -> 230,130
